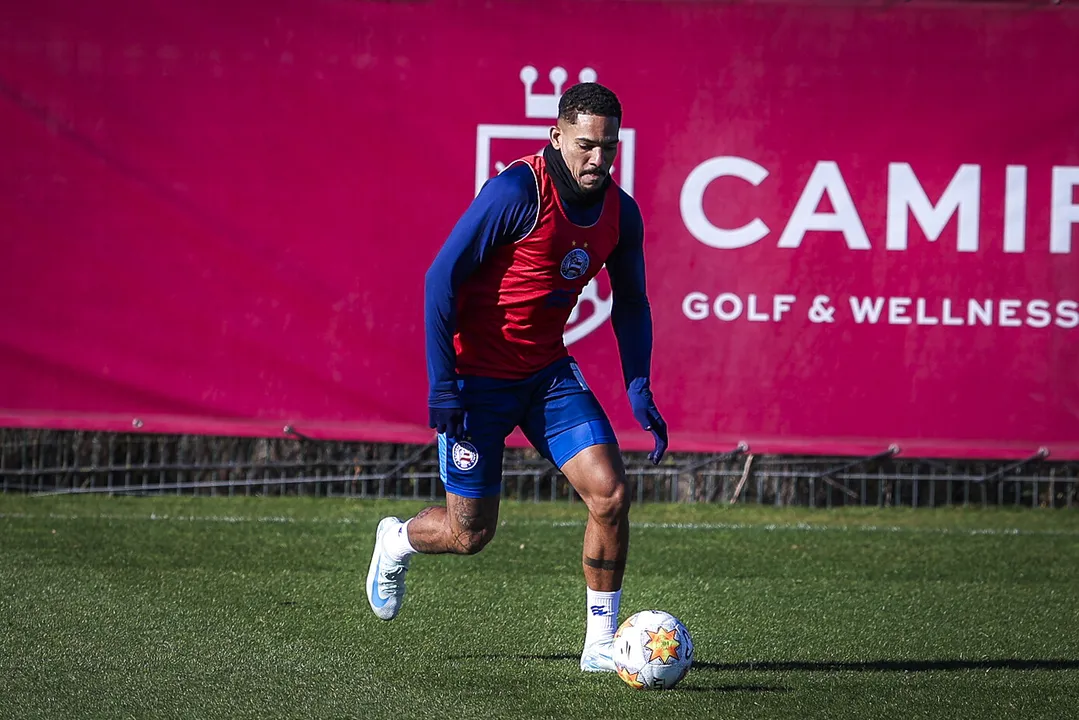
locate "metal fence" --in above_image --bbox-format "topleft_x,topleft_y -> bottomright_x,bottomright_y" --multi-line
2,428 -> 1076,509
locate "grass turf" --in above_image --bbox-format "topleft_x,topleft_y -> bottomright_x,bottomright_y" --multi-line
1,495 -> 1078,719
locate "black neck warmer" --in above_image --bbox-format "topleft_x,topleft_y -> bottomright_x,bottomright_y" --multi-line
542,143 -> 609,209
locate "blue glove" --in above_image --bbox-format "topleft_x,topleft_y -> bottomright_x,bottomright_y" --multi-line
627,378 -> 668,465
428,387 -> 466,439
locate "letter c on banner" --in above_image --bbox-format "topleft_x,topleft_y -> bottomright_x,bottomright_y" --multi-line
680,156 -> 770,249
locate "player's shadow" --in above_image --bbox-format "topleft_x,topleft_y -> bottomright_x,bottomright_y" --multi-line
693,658 -> 1079,673
448,653 -> 790,693
450,653 -> 1079,677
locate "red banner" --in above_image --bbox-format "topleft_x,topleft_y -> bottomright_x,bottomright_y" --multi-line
2,0 -> 1078,459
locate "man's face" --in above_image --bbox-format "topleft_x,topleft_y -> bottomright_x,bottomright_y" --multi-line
550,114 -> 620,193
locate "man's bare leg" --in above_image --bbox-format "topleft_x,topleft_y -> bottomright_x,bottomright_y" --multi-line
405,493 -> 501,555
562,443 -> 629,590
367,493 -> 500,621
560,443 -> 630,670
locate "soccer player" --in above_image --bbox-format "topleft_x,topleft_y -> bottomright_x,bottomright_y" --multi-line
366,82 -> 667,673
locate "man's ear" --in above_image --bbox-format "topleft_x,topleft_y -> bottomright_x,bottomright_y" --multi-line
549,124 -> 562,150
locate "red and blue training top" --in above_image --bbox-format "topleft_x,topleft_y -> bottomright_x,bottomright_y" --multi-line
425,153 -> 652,407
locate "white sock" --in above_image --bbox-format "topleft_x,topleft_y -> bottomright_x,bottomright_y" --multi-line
382,519 -> 416,562
584,588 -> 621,647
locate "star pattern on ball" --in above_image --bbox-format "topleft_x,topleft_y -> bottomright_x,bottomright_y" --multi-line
617,666 -> 645,689
645,626 -> 681,663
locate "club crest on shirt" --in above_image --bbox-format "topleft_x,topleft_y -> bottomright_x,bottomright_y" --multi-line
560,248 -> 590,280
452,441 -> 480,471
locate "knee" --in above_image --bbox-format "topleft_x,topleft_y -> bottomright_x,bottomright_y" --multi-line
589,478 -> 629,526
454,523 -> 497,555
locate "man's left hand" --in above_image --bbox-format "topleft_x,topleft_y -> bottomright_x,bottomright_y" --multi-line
628,379 -> 669,465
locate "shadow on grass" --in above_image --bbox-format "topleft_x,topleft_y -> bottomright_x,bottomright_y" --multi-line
447,654 -> 789,692
448,653 -> 1079,676
693,659 -> 1079,673
675,685 -> 790,693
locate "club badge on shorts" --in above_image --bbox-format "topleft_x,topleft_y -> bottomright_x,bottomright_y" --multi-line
560,248 -> 590,280
452,441 -> 480,471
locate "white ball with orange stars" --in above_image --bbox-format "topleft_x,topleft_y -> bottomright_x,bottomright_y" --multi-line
612,610 -> 694,690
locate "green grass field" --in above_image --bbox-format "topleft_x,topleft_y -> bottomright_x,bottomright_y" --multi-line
2,496 -> 1078,719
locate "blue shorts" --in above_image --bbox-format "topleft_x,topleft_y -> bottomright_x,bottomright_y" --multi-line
437,357 -> 618,499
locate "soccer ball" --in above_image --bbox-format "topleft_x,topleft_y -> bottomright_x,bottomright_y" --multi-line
612,610 -> 694,690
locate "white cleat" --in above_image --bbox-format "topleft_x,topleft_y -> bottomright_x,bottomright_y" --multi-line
580,641 -> 617,673
366,517 -> 410,621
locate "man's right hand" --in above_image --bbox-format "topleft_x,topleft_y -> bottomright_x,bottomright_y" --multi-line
428,385 -> 466,439
428,406 -> 465,439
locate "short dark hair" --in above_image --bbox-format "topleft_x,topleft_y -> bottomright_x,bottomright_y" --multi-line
558,82 -> 622,124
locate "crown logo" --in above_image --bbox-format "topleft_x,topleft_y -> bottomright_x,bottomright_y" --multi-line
520,66 -> 598,119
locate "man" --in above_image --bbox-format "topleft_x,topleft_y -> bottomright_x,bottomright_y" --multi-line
366,81 -> 667,673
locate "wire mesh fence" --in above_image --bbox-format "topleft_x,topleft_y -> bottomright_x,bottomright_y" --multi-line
2,428 -> 1076,509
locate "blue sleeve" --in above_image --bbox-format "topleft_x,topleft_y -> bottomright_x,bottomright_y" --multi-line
605,192 -> 653,390
425,163 -> 538,406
